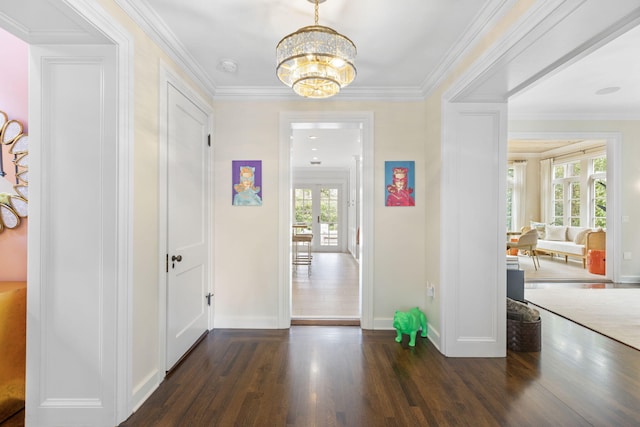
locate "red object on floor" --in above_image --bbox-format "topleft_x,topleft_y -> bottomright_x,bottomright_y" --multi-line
508,238 -> 519,256
587,249 -> 606,275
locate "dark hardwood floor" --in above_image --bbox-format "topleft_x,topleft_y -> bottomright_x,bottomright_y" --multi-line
120,308 -> 640,427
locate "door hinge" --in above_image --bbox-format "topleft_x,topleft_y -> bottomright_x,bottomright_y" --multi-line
205,293 -> 213,306
166,254 -> 169,273
207,134 -> 211,147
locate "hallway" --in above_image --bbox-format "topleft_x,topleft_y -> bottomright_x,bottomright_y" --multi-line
292,252 -> 359,319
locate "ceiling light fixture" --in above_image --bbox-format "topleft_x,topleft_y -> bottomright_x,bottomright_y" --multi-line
595,86 -> 620,95
276,0 -> 356,99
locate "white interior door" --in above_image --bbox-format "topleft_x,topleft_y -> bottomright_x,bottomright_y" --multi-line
294,184 -> 344,252
166,84 -> 210,370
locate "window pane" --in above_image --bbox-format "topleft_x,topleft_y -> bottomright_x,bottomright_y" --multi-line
593,157 -> 607,173
554,202 -> 563,217
554,165 -> 565,179
568,161 -> 580,177
554,184 -> 563,199
294,188 -> 312,230
570,182 -> 580,198
506,187 -> 513,231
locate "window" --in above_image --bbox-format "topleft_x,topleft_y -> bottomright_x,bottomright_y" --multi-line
294,188 -> 313,231
506,167 -> 514,231
590,156 -> 607,228
550,154 -> 606,229
551,161 -> 581,226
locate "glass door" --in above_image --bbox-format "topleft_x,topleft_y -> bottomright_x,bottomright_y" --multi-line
294,184 -> 343,252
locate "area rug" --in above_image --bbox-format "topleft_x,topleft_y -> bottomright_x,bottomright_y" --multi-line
525,288 -> 640,351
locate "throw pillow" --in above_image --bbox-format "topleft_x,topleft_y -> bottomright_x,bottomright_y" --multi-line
545,225 -> 567,241
573,228 -> 590,245
530,221 -> 546,239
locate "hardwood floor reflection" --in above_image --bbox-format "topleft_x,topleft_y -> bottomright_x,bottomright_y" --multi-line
292,252 -> 359,319
119,308 -> 640,426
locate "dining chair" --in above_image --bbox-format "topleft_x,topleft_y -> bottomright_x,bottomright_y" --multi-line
506,228 -> 540,270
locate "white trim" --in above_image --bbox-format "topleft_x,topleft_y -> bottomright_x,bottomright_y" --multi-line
279,111 -> 374,329
130,369 -> 160,412
509,131 -> 622,283
41,0 -> 135,423
446,0 -> 568,102
440,102 -> 508,357
420,0 -> 518,98
158,62 -> 214,376
115,0 -> 215,96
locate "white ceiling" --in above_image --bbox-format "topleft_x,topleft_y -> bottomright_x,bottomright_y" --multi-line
134,0 -> 499,99
2,1 -> 639,167
509,23 -> 640,120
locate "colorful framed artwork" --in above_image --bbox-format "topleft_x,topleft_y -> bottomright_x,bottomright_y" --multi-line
385,161 -> 415,207
232,160 -> 262,206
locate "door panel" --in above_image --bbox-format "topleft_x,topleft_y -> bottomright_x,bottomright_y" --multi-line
166,84 -> 209,370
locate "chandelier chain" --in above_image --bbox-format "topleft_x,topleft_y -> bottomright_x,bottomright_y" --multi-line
314,0 -> 319,25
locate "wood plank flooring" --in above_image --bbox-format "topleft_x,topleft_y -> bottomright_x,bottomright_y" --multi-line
292,252 -> 359,319
119,308 -> 640,426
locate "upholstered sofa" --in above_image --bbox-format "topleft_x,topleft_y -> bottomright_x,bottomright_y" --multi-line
531,224 -> 606,268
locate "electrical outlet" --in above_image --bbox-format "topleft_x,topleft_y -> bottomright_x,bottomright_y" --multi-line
624,252 -> 632,260
427,284 -> 435,297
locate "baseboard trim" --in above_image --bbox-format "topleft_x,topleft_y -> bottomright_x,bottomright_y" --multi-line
291,318 -> 360,326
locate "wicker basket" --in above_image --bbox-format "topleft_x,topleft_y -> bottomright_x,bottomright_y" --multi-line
506,312 -> 541,352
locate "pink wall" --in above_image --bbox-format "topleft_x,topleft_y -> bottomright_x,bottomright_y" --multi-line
0,27 -> 28,281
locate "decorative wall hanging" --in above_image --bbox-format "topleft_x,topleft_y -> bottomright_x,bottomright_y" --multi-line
0,110 -> 28,232
232,160 -> 263,206
385,161 -> 415,207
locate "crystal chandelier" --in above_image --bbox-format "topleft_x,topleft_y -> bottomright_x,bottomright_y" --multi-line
276,0 -> 357,99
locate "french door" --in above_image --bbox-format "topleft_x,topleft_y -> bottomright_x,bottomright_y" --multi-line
294,184 -> 344,252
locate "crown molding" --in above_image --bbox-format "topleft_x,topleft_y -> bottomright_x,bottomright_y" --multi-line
115,0 -> 216,97
509,111 -> 640,121
211,85 -> 428,102
420,0 -> 518,98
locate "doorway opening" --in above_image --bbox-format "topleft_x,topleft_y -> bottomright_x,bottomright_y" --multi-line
506,133 -> 617,283
279,111 -> 374,329
291,125 -> 360,323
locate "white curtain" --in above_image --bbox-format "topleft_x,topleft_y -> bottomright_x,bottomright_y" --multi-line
539,158 -> 552,224
512,161 -> 527,230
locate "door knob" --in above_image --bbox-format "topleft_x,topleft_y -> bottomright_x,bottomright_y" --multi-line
171,254 -> 182,269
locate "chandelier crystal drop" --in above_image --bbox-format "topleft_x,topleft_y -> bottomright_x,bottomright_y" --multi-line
276,0 -> 356,99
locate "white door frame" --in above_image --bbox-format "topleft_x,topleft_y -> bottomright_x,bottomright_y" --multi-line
279,112 -> 374,329
158,64 -> 214,375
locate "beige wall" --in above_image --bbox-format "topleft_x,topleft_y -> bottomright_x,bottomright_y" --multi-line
212,100 -> 429,327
